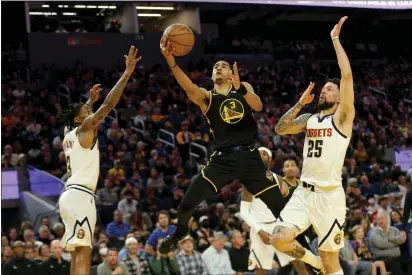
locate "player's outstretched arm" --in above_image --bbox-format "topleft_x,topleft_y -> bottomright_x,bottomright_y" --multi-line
86,84 -> 101,106
275,82 -> 315,135
160,39 -> 208,111
230,62 -> 263,111
331,16 -> 355,136
78,46 -> 142,148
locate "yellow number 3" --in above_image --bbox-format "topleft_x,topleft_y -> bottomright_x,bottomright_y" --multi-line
230,101 -> 236,109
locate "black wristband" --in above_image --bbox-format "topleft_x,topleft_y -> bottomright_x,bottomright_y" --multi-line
170,63 -> 178,69
239,85 -> 248,95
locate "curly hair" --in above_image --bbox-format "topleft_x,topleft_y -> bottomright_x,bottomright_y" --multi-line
57,103 -> 84,131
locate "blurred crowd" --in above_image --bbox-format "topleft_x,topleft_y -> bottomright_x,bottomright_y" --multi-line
2,29 -> 412,275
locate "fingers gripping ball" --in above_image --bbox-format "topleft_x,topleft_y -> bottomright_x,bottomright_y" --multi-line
162,24 -> 195,56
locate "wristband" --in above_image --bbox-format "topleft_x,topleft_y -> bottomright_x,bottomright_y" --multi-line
239,85 -> 248,96
170,63 -> 178,69
332,36 -> 339,41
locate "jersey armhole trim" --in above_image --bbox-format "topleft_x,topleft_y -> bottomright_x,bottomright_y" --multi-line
203,90 -> 212,115
75,128 -> 99,151
331,117 -> 347,139
305,113 -> 314,129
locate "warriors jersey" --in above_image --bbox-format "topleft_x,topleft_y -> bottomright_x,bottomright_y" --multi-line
204,84 -> 258,149
62,127 -> 99,191
250,172 -> 281,223
301,114 -> 350,188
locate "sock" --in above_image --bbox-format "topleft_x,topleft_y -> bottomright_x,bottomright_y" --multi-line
300,249 -> 323,270
329,269 -> 343,275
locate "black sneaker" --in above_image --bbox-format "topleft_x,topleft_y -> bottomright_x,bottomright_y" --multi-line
158,234 -> 180,254
306,264 -> 324,275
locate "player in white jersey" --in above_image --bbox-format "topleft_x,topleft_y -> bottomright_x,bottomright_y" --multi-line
241,147 -> 318,275
272,17 -> 354,275
58,46 -> 141,275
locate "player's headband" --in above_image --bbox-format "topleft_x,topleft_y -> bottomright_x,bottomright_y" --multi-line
258,147 -> 272,158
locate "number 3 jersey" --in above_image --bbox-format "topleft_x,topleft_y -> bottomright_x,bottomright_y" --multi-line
62,127 -> 99,191
301,114 -> 350,189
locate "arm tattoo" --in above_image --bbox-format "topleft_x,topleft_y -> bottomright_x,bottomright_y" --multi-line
275,103 -> 311,133
285,242 -> 306,259
92,74 -> 130,126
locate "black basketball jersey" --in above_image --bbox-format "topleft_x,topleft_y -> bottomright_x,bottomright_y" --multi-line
204,84 -> 258,149
283,178 -> 301,203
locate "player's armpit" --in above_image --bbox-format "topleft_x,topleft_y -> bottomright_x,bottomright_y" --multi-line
241,82 -> 263,112
280,179 -> 290,198
275,112 -> 311,135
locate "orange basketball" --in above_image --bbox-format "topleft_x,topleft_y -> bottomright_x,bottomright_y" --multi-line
162,23 -> 195,56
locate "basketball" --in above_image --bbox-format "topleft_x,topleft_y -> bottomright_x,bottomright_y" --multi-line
162,23 -> 195,56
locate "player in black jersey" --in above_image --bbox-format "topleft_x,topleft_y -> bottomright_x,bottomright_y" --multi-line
159,39 -> 288,254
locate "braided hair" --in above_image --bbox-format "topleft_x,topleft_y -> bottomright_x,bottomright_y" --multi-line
57,103 -> 84,131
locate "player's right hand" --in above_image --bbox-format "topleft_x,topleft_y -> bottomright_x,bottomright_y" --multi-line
124,46 -> 142,76
160,38 -> 176,60
258,230 -> 272,245
298,82 -> 315,106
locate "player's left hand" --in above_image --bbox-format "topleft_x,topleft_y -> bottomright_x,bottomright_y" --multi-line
89,84 -> 101,104
331,16 -> 348,38
258,230 -> 272,245
230,62 -> 241,90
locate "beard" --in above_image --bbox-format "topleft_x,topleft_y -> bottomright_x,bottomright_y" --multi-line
317,100 -> 335,111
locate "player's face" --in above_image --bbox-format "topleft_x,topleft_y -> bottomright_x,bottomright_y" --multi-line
74,104 -> 93,124
259,151 -> 271,168
212,61 -> 231,83
283,160 -> 297,178
318,82 -> 340,111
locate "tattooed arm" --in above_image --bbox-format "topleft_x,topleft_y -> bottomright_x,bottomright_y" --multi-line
78,46 -> 142,149
275,82 -> 315,135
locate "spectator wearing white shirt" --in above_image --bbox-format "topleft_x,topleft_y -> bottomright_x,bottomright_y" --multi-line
202,233 -> 235,275
117,191 -> 138,217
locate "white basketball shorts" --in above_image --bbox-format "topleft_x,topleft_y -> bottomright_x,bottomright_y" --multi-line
249,222 -> 294,270
59,185 -> 96,251
278,185 -> 346,252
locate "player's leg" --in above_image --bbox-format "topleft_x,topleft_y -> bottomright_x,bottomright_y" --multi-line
249,224 -> 276,275
74,246 -> 92,275
70,251 -> 76,275
312,189 -> 346,274
291,260 -> 310,275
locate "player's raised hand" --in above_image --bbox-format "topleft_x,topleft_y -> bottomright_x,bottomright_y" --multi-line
331,16 -> 348,38
160,38 -> 176,59
299,82 -> 315,106
89,84 -> 101,104
230,61 -> 241,90
124,46 -> 142,76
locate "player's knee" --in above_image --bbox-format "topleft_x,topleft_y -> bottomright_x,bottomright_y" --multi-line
271,225 -> 294,251
254,268 -> 267,275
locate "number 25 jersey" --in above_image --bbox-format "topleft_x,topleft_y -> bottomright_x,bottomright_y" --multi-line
301,114 -> 350,188
62,127 -> 99,191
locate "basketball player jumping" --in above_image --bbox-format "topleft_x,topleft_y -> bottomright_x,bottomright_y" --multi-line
58,46 -> 141,275
272,16 -> 354,275
158,39 -> 310,255
241,148 -> 314,275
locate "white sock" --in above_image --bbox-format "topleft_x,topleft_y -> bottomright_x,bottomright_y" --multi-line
300,249 -> 323,269
328,269 -> 343,275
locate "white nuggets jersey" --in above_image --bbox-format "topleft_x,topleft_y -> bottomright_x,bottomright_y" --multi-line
62,127 -> 99,191
301,114 -> 350,188
250,172 -> 278,223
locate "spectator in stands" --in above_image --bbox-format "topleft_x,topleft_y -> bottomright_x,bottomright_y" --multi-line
118,232 -> 135,261
202,233 -> 234,275
97,180 -> 119,225
2,245 -> 13,264
2,241 -> 40,275
42,240 -> 70,275
38,244 -> 51,262
350,225 -> 386,275
378,196 -> 393,223
37,225 -> 54,245
8,228 -> 18,246
147,238 -> 179,275
145,211 -> 176,256
360,175 -> 377,198
2,144 -> 19,168
176,235 -> 206,275
121,237 -> 150,275
339,237 -> 373,275
24,247 -> 37,261
228,230 -> 249,274
52,223 -> 65,240
370,212 -> 406,274
106,210 -> 131,240
109,159 -> 126,186
117,190 -> 138,217
97,248 -> 128,275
